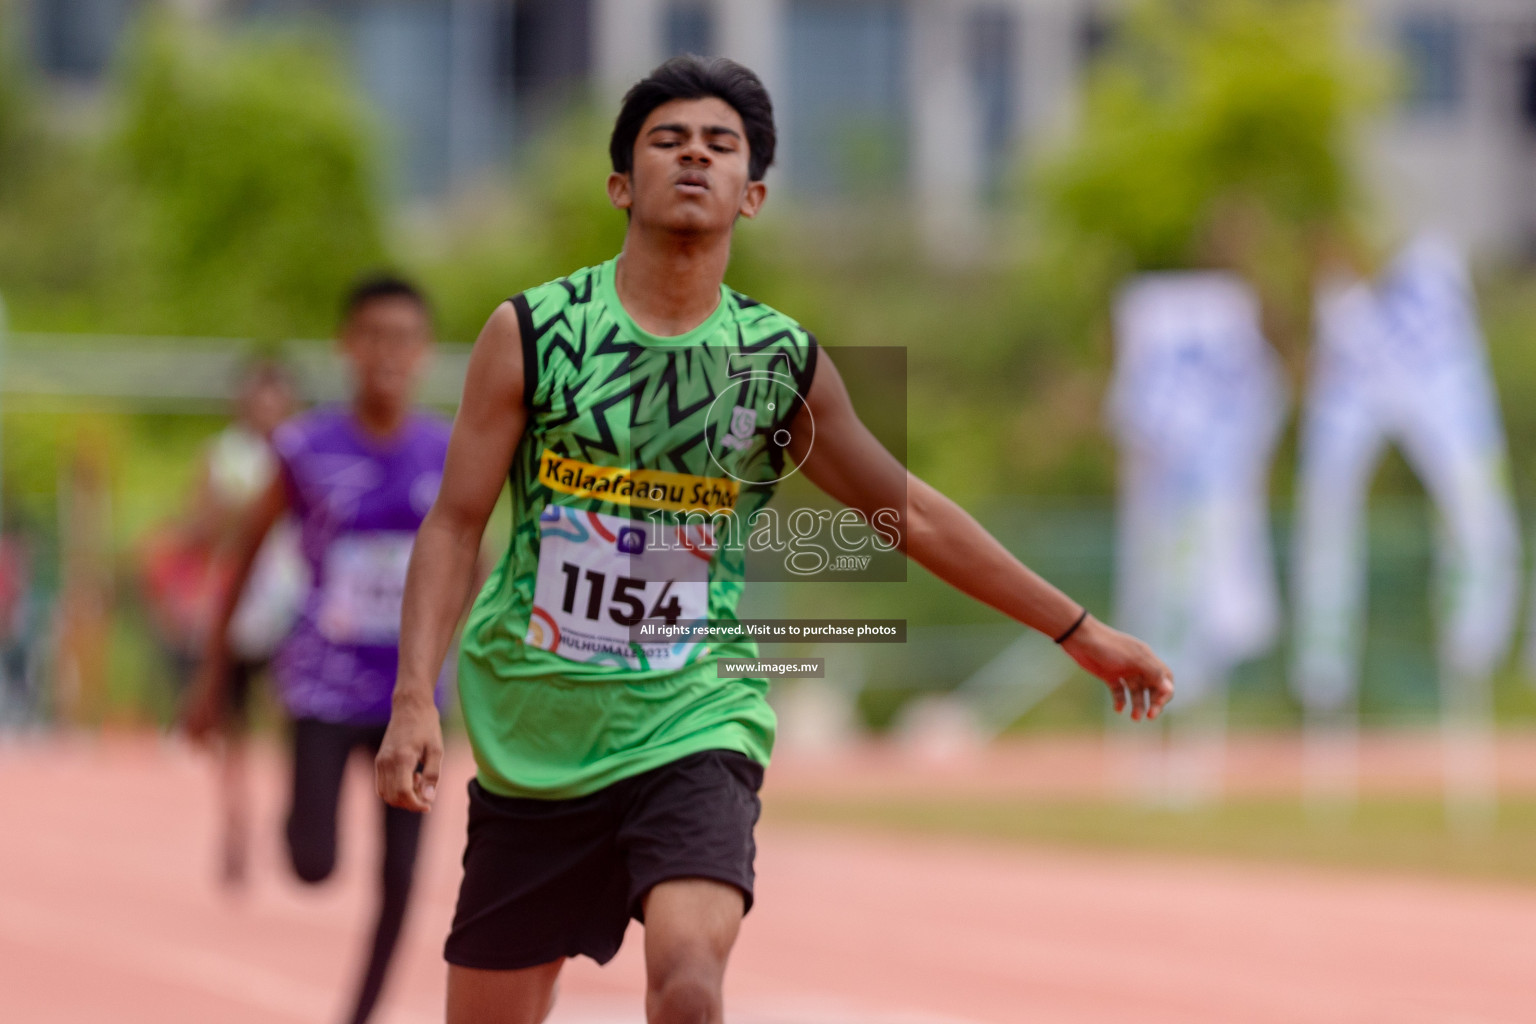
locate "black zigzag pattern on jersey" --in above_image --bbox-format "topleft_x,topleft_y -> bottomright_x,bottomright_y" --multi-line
517,268 -> 817,520
482,267 -> 822,679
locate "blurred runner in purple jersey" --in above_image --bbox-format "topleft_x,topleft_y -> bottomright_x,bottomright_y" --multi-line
186,275 -> 450,1024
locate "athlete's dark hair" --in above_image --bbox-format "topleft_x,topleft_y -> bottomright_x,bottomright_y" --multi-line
340,274 -> 431,326
610,56 -> 776,182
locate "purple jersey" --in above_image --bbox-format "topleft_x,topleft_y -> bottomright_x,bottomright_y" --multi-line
271,406 -> 451,724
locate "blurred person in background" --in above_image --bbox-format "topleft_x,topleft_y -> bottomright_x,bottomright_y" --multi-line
140,479 -> 232,716
376,56 -> 1174,1024
143,359 -> 302,883
201,359 -> 306,887
186,277 -> 451,1024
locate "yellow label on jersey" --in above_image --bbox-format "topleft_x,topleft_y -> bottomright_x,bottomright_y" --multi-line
538,449 -> 740,513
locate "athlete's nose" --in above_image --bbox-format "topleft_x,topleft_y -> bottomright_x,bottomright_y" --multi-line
681,136 -> 712,166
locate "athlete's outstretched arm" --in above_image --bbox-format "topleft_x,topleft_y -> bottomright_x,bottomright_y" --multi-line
786,353 -> 1174,720
377,302 -> 529,812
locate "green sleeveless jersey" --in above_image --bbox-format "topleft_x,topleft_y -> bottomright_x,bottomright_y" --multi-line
458,257 -> 819,798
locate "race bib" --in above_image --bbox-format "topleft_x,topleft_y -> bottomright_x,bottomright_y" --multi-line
316,532 -> 414,644
526,506 -> 716,670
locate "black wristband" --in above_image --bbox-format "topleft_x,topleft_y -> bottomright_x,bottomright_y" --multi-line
1053,608 -> 1090,645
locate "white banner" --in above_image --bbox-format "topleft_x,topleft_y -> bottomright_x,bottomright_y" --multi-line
1109,272 -> 1287,705
1292,235 -> 1520,712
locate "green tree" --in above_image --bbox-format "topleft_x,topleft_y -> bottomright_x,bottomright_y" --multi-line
114,11 -> 386,337
409,109 -> 627,344
1021,0 -> 1381,399
1040,0 -> 1368,272
0,8 -> 123,330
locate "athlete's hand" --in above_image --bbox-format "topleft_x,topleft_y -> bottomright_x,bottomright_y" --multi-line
181,661 -> 227,744
1061,616 -> 1174,721
376,694 -> 443,813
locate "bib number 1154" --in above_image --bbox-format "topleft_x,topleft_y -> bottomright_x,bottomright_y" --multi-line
527,506 -> 714,670
558,565 -> 683,627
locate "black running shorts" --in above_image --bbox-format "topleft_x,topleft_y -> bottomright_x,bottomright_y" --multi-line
443,749 -> 764,971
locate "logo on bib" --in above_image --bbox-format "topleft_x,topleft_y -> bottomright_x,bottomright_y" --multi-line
617,527 -> 645,554
526,607 -> 560,651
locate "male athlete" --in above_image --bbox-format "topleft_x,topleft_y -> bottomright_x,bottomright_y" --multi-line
377,57 -> 1174,1024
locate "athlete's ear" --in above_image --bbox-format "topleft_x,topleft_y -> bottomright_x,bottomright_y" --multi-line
608,171 -> 634,212
738,180 -> 767,220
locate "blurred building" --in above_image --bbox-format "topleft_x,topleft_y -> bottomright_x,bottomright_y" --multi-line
18,0 -> 1536,258
1363,0 -> 1536,258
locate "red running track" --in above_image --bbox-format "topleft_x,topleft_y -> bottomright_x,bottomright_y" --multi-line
1,733 -> 1533,1023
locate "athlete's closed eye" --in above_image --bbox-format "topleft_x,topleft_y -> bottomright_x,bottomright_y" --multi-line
646,124 -> 741,154
647,125 -> 688,147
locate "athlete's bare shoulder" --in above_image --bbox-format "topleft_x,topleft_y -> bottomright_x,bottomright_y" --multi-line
482,299 -> 523,345
461,300 -> 525,416
430,300 -> 530,525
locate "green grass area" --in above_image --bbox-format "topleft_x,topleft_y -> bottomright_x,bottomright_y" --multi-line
765,794 -> 1536,887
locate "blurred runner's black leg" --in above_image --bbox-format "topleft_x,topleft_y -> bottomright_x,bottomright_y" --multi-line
347,726 -> 423,1024
285,717 -> 352,884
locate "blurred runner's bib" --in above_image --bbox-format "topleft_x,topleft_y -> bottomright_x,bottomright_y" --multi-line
527,507 -> 715,670
317,532 -> 415,644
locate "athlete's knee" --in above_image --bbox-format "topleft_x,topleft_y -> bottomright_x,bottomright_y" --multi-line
641,879 -> 739,1023
642,945 -> 724,1024
290,847 -> 335,884
286,824 -> 336,884
646,964 -> 722,1024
